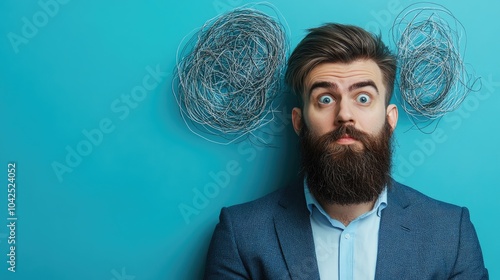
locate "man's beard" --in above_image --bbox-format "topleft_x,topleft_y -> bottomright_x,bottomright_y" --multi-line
299,120 -> 393,205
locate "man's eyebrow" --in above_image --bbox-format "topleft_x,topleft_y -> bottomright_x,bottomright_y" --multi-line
349,80 -> 379,94
308,81 -> 338,96
308,80 -> 379,97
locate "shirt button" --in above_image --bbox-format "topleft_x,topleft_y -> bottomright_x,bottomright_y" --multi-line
345,233 -> 351,239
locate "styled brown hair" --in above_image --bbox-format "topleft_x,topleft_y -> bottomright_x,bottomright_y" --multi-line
285,23 -> 396,106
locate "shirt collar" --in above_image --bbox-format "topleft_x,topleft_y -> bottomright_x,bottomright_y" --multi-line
304,178 -> 388,219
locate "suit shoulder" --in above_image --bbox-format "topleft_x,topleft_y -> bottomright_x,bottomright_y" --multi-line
392,181 -> 464,213
223,187 -> 286,218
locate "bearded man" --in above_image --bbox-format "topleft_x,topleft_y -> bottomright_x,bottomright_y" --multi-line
204,23 -> 488,280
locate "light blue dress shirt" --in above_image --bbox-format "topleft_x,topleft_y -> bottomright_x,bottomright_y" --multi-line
304,183 -> 388,280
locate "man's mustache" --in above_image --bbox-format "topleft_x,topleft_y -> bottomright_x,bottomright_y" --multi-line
321,125 -> 371,145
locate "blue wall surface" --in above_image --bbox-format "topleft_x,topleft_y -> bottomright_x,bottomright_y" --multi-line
1,0 -> 498,279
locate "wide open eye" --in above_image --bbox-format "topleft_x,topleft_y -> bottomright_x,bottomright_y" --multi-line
319,95 -> 334,104
356,93 -> 371,104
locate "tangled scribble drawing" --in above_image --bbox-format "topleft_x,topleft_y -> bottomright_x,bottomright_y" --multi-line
392,2 -> 480,130
173,3 -> 289,144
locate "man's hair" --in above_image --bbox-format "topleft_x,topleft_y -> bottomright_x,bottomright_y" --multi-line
285,23 -> 396,106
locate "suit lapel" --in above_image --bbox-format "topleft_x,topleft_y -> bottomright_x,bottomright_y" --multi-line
273,179 -> 416,279
274,180 -> 320,280
375,181 -> 415,279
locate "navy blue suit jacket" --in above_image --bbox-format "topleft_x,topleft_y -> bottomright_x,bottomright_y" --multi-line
204,179 -> 488,279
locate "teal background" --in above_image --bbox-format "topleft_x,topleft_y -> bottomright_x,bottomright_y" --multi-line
0,0 -> 498,279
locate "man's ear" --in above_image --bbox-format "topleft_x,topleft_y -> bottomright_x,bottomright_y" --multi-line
386,104 -> 398,131
292,107 -> 302,135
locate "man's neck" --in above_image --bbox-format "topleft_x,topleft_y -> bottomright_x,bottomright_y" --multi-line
319,200 -> 376,227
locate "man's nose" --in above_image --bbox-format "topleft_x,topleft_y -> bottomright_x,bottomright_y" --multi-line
335,99 -> 355,126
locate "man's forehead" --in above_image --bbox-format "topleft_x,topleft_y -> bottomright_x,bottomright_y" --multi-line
304,60 -> 386,93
